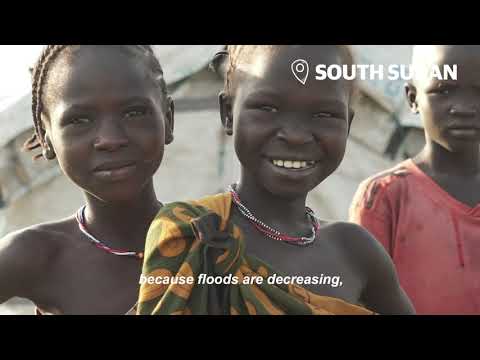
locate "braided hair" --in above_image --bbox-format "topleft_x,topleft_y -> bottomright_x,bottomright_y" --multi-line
24,45 -> 168,159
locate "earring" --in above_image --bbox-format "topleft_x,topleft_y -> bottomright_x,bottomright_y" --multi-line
43,136 -> 55,159
42,147 -> 55,160
226,117 -> 233,135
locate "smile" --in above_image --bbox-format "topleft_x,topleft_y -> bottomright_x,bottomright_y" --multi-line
270,159 -> 316,169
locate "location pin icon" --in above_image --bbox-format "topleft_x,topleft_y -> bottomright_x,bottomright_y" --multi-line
291,59 -> 309,85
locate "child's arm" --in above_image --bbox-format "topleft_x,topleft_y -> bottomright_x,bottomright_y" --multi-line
351,225 -> 415,314
0,230 -> 45,305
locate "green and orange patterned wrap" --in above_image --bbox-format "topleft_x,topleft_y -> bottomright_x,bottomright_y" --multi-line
137,192 -> 375,315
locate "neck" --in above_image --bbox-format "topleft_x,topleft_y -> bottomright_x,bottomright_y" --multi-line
416,139 -> 480,177
81,181 -> 161,250
234,173 -> 310,233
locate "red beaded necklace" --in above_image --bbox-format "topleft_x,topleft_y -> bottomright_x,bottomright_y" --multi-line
75,206 -> 144,259
229,185 -> 320,246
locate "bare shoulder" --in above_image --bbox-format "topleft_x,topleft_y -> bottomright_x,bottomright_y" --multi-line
320,220 -> 375,243
318,221 -> 415,314
0,217 -> 76,272
0,217 -> 76,302
319,220 -> 388,265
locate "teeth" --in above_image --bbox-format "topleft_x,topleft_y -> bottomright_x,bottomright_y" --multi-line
271,160 -> 315,169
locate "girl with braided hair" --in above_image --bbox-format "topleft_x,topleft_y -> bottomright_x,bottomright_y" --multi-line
0,45 -> 174,314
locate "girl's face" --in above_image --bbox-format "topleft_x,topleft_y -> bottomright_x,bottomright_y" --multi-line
222,46 -> 353,199
42,46 -> 173,202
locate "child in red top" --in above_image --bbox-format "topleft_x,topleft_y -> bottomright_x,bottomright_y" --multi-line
350,45 -> 480,314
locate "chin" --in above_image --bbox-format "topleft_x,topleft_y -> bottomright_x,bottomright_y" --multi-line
260,177 -> 321,201
252,163 -> 331,200
87,182 -> 148,204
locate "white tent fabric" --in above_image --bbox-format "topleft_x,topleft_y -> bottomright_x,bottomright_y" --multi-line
151,45 -> 224,84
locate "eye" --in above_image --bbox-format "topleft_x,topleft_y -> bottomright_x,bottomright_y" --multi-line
259,105 -> 278,112
69,117 -> 91,126
431,84 -> 453,95
312,112 -> 333,119
124,107 -> 147,119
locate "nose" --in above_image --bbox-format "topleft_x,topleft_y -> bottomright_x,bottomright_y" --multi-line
276,115 -> 315,146
93,119 -> 129,152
